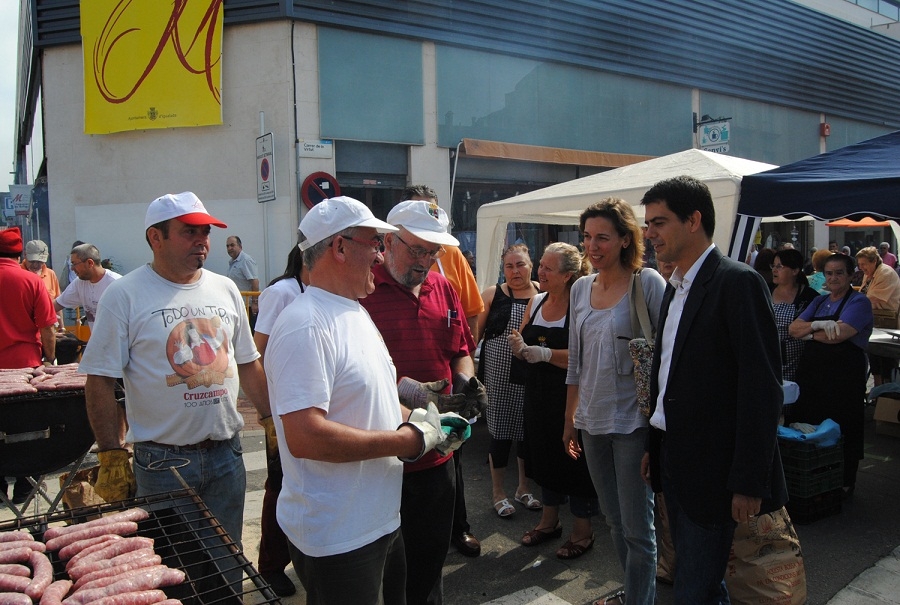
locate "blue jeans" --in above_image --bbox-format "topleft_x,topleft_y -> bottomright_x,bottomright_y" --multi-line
661,444 -> 736,605
133,435 -> 246,587
582,428 -> 656,605
289,527 -> 407,605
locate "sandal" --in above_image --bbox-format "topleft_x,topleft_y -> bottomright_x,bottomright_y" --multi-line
556,534 -> 594,559
493,498 -> 515,518
514,492 -> 543,510
592,589 -> 625,605
521,523 -> 562,546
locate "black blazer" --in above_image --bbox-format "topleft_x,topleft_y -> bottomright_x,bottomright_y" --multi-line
647,247 -> 788,524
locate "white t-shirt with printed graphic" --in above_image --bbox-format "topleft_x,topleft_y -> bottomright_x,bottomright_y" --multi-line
79,265 -> 259,445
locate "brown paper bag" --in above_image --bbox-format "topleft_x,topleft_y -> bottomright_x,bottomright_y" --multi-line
58,466 -> 105,521
725,507 -> 807,604
655,492 -> 676,583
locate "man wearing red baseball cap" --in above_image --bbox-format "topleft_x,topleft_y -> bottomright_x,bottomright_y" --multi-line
79,193 -> 271,584
0,226 -> 58,504
0,227 -> 57,369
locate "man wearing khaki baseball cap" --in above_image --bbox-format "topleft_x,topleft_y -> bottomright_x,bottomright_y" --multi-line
80,192 -> 271,587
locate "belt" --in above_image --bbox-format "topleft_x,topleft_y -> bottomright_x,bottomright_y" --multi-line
144,438 -> 226,450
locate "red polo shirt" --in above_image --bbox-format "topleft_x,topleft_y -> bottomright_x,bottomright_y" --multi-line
0,257 -> 57,368
362,264 -> 475,472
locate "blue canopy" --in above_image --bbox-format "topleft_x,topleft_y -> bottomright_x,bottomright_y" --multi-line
737,130 -> 900,221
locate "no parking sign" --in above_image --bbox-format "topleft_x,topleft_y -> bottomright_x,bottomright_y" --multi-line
257,133 -> 276,203
301,172 -> 341,209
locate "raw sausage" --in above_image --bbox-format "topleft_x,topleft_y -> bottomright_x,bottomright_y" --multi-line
0,592 -> 33,605
0,566 -> 28,578
64,568 -> 184,604
63,535 -> 122,569
44,509 -> 149,542
79,590 -> 168,605
58,534 -> 121,561
40,579 -> 73,605
66,537 -> 153,575
72,554 -> 162,589
67,549 -> 158,581
0,532 -> 33,544
45,521 -> 138,552
0,573 -> 29,592
25,551 -> 54,600
0,549 -> 31,565
0,540 -> 45,553
77,565 -> 171,591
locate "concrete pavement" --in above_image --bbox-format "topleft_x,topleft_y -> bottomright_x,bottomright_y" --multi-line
4,400 -> 900,604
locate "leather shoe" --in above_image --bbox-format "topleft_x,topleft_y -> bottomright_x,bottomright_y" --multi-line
261,570 -> 297,597
452,531 -> 481,557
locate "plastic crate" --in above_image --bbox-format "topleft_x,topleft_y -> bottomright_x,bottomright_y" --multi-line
783,463 -> 843,498
778,437 -> 843,473
786,488 -> 842,524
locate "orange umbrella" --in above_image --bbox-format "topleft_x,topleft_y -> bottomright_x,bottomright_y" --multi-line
826,217 -> 892,227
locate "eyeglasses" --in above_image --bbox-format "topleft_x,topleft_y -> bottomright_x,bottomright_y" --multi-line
770,264 -> 787,270
71,259 -> 88,267
824,270 -> 847,277
343,234 -> 385,253
394,234 -> 445,260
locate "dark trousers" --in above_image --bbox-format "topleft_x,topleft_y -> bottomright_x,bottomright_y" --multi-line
401,460 -> 455,605
258,456 -> 291,574
289,528 -> 407,605
451,448 -> 470,536
661,444 -> 736,605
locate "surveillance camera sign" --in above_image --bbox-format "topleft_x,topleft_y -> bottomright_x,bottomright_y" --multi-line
700,121 -> 730,153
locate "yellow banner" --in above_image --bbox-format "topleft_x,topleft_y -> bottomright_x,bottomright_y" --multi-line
81,0 -> 224,134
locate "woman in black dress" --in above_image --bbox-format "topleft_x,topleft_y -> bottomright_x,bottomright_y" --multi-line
509,242 -> 598,558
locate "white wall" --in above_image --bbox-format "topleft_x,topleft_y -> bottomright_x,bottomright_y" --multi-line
43,22 -> 302,284
42,20 -> 466,282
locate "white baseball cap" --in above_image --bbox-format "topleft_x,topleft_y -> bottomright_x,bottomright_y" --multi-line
24,239 -> 49,262
144,192 -> 227,230
386,200 -> 459,247
298,196 -> 397,251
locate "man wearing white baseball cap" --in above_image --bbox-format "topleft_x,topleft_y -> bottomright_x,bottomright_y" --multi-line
80,192 -> 271,586
265,196 -> 449,604
360,199 -> 487,604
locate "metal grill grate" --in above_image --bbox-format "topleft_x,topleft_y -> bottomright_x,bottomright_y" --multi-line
0,488 -> 281,604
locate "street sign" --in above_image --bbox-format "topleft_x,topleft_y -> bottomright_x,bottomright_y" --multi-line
700,121 -> 730,152
9,185 -> 33,217
298,139 -> 333,159
301,172 -> 341,209
256,133 -> 276,203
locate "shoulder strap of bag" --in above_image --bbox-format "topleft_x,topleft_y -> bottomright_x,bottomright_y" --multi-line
629,269 -> 654,340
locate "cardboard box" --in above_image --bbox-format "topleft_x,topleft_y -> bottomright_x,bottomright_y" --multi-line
874,396 -> 900,438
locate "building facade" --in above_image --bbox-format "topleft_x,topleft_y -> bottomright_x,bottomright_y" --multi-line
13,0 -> 900,281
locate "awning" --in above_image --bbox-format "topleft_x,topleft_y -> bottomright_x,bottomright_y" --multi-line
459,138 -> 654,168
826,217 -> 893,228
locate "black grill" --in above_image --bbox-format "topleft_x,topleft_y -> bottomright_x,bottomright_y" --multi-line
0,488 -> 281,604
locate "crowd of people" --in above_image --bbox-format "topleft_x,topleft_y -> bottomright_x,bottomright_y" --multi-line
2,180 -> 898,605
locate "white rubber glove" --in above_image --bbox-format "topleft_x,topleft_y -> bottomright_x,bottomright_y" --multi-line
399,402 -> 446,462
811,320 -> 840,340
507,330 -> 526,356
435,411 -> 471,455
521,345 -> 552,364
790,422 -> 817,435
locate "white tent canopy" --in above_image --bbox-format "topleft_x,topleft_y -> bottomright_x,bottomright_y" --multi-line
475,149 -> 777,290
